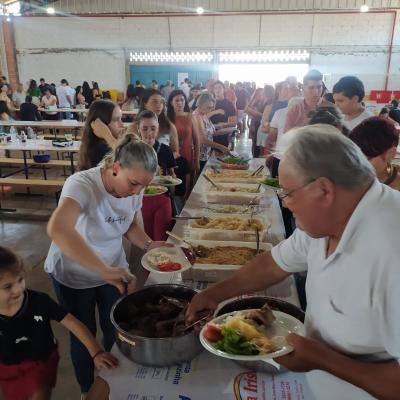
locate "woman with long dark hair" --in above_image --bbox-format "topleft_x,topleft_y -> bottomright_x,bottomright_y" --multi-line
167,89 -> 200,194
75,86 -> 86,107
78,100 -> 124,171
82,81 -> 94,106
129,89 -> 179,157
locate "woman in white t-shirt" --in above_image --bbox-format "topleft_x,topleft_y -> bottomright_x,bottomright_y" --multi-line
44,134 -> 167,395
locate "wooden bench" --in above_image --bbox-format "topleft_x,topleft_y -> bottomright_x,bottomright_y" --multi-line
0,178 -> 65,188
0,178 -> 65,211
0,158 -> 77,167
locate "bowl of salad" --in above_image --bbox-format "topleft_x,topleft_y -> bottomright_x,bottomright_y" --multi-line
260,176 -> 280,190
219,155 -> 250,170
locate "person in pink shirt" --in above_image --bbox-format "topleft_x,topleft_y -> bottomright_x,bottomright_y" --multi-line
284,69 -> 332,133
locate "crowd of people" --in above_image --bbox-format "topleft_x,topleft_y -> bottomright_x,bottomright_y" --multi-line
0,77 -> 108,123
1,68 -> 400,400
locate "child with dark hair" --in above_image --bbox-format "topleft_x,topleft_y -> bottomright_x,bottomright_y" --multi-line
0,246 -> 118,400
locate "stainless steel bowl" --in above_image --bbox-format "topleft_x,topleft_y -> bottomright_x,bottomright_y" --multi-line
111,284 -> 203,367
216,296 -> 305,374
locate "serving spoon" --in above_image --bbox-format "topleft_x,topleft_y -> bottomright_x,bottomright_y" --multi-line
165,231 -> 197,263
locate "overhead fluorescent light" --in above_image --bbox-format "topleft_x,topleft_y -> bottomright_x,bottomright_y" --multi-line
196,7 -> 204,14
360,4 -> 369,12
46,7 -> 55,14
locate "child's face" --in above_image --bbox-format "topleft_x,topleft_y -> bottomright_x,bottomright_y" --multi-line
0,271 -> 25,308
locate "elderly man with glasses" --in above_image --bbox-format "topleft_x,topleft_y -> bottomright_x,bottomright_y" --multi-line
187,124 -> 400,400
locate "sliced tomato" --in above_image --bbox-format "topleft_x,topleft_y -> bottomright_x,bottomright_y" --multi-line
158,262 -> 182,272
203,324 -> 223,342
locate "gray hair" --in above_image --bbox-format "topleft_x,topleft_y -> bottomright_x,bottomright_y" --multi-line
197,92 -> 215,107
280,124 -> 376,189
101,133 -> 158,173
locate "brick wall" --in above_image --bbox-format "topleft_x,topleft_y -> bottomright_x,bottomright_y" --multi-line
2,20 -> 18,87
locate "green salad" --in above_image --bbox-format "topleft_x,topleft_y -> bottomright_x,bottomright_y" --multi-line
261,176 -> 280,188
222,156 -> 250,165
144,186 -> 165,195
214,327 -> 259,356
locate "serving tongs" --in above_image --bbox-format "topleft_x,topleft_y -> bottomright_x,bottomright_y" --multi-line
203,174 -> 220,189
255,228 -> 260,254
173,215 -> 211,223
249,165 -> 264,177
165,231 -> 197,264
182,311 -> 213,333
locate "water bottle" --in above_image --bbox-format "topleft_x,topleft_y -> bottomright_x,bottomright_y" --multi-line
9,126 -> 17,141
27,127 -> 35,139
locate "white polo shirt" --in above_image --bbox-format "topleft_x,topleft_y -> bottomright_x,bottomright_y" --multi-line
271,179 -> 400,399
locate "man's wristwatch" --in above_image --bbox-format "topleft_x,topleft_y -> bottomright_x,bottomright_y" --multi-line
143,239 -> 153,252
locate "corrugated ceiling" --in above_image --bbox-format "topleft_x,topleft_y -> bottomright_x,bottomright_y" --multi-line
37,0 -> 400,14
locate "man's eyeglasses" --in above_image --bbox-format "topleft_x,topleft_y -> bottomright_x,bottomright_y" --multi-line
276,179 -> 316,200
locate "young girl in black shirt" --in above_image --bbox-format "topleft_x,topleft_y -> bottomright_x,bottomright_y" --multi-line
0,247 -> 118,400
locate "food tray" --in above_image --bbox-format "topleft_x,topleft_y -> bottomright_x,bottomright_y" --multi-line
204,168 -> 265,184
201,204 -> 265,215
181,240 -> 272,282
204,182 -> 265,205
185,213 -> 270,242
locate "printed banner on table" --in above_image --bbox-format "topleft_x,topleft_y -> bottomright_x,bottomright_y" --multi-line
102,348 -> 315,400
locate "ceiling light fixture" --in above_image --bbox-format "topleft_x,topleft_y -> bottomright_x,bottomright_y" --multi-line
46,7 -> 55,14
360,4 -> 369,12
196,7 -> 204,14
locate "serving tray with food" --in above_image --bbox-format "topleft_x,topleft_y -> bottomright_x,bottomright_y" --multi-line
205,167 -> 265,184
202,204 -> 263,215
218,155 -> 250,170
260,176 -> 280,190
204,182 -> 265,205
181,240 -> 272,282
200,305 -> 305,361
185,214 -> 270,242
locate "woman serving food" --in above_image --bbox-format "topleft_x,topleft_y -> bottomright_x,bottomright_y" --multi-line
44,135 -> 170,396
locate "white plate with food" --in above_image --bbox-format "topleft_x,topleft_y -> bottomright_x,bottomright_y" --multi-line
143,185 -> 168,197
141,246 -> 192,274
152,176 -> 183,187
200,307 -> 305,361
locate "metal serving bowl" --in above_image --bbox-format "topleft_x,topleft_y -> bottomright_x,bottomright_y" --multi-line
111,284 -> 203,367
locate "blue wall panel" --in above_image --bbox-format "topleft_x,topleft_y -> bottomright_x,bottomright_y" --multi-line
130,64 -> 217,88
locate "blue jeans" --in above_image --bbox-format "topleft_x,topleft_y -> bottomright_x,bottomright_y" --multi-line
51,277 -> 120,393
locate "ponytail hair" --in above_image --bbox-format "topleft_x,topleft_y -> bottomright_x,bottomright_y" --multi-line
101,133 -> 158,173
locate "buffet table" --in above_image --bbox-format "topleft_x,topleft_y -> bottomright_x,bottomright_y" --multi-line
87,158 -> 306,400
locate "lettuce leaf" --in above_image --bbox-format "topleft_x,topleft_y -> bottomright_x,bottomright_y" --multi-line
214,327 -> 259,356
